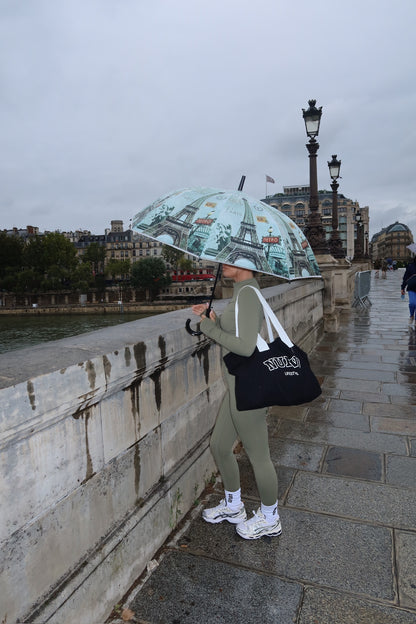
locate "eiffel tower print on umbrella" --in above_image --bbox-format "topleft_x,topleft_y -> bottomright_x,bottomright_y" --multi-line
132,179 -> 321,334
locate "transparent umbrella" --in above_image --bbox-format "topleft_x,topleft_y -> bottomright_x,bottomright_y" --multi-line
132,181 -> 321,334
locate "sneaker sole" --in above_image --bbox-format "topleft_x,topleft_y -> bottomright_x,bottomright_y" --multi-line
236,526 -> 282,540
202,512 -> 247,525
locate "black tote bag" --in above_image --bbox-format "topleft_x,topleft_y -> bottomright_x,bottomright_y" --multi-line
223,286 -> 322,411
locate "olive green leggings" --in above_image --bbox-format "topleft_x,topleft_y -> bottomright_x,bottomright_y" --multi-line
210,371 -> 278,506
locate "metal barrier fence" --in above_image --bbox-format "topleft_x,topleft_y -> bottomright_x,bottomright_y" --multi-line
352,270 -> 372,308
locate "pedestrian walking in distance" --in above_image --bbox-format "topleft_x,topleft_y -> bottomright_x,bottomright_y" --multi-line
401,256 -> 416,326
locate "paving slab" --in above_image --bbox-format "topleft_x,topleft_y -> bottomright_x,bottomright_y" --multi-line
372,416 -> 416,435
390,394 -> 416,405
277,420 -> 407,455
286,471 -> 416,529
323,376 -> 382,393
381,383 -> 416,400
341,389 -> 391,403
129,550 -> 303,624
307,408 -> 370,431
328,367 -> 396,382
299,587 -> 416,624
326,398 -> 363,413
386,455 -> 416,489
396,531 -> 416,609
179,508 -> 394,601
324,446 -> 383,481
268,437 -> 325,472
363,402 -> 416,417
335,360 -> 400,372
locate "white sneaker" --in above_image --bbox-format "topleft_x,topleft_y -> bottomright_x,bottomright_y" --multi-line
236,508 -> 282,540
202,499 -> 247,524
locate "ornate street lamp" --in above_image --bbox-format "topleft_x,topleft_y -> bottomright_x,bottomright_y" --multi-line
354,209 -> 364,259
327,154 -> 345,258
302,100 -> 330,254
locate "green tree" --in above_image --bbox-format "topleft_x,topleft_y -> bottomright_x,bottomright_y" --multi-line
71,262 -> 94,292
178,257 -> 194,272
21,232 -> 79,290
161,245 -> 185,270
0,232 -> 24,279
82,242 -> 106,277
105,259 -> 131,282
130,257 -> 171,300
15,268 -> 42,293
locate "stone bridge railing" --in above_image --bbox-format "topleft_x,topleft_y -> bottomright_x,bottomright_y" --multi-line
0,279 -> 325,624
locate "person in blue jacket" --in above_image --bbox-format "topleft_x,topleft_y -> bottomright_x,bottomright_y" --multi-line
401,257 -> 416,325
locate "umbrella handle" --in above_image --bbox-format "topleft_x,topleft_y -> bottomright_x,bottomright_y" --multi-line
185,318 -> 202,336
185,307 -> 211,336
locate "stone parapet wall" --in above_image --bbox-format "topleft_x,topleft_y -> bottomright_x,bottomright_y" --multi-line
0,279 -> 324,624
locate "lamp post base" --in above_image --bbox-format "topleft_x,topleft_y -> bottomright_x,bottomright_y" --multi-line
304,220 -> 330,255
329,236 -> 346,258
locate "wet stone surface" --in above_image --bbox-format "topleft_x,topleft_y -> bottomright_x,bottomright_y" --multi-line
277,419 -> 407,455
129,550 -> 303,624
306,408 -> 370,431
286,471 -> 416,529
324,445 -> 383,480
396,531 -> 416,609
179,509 -> 394,600
299,587 -> 416,624
386,455 -> 416,489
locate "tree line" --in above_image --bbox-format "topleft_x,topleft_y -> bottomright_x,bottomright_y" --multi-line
0,232 -> 195,298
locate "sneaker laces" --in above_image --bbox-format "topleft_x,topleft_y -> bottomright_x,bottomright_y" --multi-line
245,509 -> 264,526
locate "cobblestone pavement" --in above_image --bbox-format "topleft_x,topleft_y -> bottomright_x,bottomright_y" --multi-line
110,269 -> 416,624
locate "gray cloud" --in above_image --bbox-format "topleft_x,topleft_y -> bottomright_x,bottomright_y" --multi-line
1,0 -> 415,239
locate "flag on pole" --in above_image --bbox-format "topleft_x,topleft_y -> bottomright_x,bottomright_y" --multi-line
266,175 -> 275,184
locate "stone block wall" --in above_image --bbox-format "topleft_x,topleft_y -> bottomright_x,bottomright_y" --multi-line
0,279 -> 323,624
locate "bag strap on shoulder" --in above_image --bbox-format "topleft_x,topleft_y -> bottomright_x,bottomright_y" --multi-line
234,285 -> 294,351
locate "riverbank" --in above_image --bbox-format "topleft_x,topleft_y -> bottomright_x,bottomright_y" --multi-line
0,301 -> 190,316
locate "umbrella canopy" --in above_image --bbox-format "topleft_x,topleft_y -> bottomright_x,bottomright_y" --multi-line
406,243 -> 416,255
132,186 -> 321,280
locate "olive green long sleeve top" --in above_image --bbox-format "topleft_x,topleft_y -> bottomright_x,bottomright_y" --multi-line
200,277 -> 264,357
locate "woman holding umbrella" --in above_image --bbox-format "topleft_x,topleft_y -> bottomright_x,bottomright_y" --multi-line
192,263 -> 281,540
133,183 -> 321,538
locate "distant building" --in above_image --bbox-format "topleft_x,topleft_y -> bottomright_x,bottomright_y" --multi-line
371,222 -> 413,263
262,185 -> 369,260
3,225 -> 39,241
74,220 -> 163,270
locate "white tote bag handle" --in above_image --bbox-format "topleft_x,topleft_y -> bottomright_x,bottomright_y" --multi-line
234,285 -> 294,352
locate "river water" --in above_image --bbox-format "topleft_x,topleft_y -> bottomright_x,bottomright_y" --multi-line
0,313 -> 159,354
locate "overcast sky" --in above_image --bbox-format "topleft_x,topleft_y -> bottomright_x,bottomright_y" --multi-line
1,0 -> 415,240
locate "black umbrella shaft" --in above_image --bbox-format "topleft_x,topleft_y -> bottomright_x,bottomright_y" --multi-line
238,176 -> 246,191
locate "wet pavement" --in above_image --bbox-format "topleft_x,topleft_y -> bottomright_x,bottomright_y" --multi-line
109,269 -> 416,624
